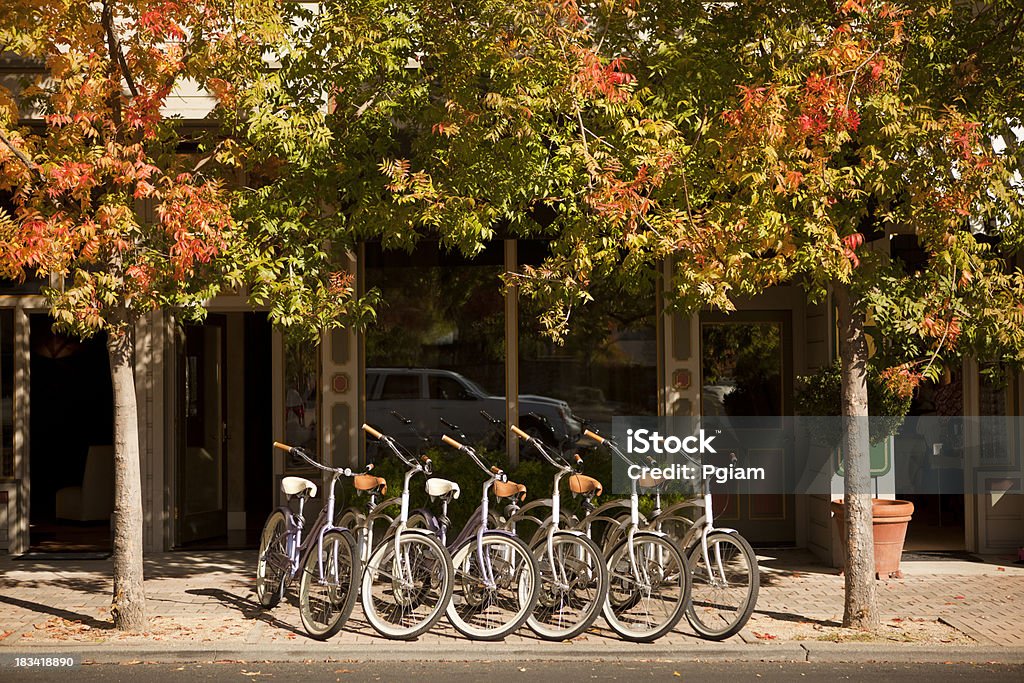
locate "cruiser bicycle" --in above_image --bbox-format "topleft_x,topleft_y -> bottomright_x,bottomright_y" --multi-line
255,442 -> 360,640
359,423 -> 455,639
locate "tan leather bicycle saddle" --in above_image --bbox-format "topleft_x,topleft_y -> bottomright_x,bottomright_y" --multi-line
354,474 -> 387,494
493,479 -> 527,501
637,475 -> 662,489
569,474 -> 603,496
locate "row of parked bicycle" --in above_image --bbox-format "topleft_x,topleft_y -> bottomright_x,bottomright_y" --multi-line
255,413 -> 759,643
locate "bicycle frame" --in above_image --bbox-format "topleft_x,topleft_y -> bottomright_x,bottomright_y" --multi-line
269,443 -> 356,594
581,431 -> 669,592
439,434 -> 519,590
507,426 -> 596,591
361,423 -> 441,585
641,448 -> 743,586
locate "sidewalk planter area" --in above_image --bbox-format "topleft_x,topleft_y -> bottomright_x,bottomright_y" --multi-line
831,498 -> 915,579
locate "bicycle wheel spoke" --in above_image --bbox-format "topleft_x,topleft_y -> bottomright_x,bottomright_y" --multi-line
448,534 -> 537,640
604,535 -> 688,641
298,530 -> 358,639
362,533 -> 453,639
528,534 -> 607,641
686,532 -> 759,640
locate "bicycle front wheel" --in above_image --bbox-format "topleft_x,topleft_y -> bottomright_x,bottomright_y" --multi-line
528,532 -> 608,641
298,529 -> 359,640
447,532 -> 539,640
603,532 -> 689,642
256,510 -> 289,608
361,532 -> 454,640
685,531 -> 759,640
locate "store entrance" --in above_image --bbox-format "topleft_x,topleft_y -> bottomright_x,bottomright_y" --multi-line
28,316 -> 113,553
174,312 -> 272,549
894,378 -> 966,552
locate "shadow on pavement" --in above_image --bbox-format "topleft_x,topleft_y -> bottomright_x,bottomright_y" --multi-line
0,593 -> 112,630
185,588 -> 306,637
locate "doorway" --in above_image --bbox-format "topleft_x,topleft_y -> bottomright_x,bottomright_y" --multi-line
700,311 -> 796,545
174,312 -> 272,548
28,316 -> 113,552
895,378 -> 967,551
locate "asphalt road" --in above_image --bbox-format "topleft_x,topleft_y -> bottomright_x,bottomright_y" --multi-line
3,660 -> 1023,682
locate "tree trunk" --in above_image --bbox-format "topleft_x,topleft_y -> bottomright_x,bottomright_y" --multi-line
106,307 -> 147,631
835,281 -> 878,630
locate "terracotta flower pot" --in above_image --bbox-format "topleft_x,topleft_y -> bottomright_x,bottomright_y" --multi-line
831,498 -> 915,579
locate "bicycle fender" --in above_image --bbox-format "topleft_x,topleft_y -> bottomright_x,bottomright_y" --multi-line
407,507 -> 441,534
552,528 -> 591,540
272,505 -> 299,527
397,527 -> 444,540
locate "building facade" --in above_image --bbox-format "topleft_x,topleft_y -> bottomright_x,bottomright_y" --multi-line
1,240 -> 1022,559
1,53 -> 1021,562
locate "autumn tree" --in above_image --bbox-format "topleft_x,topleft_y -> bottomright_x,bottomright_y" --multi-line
220,0 -> 654,330
0,0 -> 296,630
512,1 -> 1024,629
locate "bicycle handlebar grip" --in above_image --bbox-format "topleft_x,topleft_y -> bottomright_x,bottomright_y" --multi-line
273,441 -> 293,453
362,423 -> 383,439
490,465 -> 503,474
510,425 -> 530,440
574,453 -> 583,464
441,434 -> 463,450
583,429 -> 605,444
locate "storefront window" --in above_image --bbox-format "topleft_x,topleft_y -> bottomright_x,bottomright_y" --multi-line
364,242 -> 506,451
1,309 -> 13,479
978,363 -> 1017,465
518,242 -> 657,442
283,336 -> 320,468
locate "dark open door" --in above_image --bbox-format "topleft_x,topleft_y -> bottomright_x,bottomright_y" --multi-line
700,311 -> 796,545
176,315 -> 228,545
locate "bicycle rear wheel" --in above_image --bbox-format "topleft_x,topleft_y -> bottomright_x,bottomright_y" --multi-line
361,532 -> 454,640
603,532 -> 689,642
298,529 -> 359,640
256,510 -> 289,608
685,531 -> 759,640
447,532 -> 539,640
528,532 -> 608,641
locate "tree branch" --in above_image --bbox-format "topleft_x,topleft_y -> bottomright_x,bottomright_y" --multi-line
0,127 -> 43,181
102,0 -> 139,99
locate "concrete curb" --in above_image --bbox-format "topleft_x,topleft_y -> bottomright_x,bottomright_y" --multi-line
4,642 -> 1024,665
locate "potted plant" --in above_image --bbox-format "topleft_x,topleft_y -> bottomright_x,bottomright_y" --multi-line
796,361 -> 916,578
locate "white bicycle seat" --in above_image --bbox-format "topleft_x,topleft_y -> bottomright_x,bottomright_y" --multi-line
425,478 -> 460,500
281,476 -> 318,498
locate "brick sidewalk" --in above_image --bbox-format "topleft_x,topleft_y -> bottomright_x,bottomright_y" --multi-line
1,549 -> 1021,651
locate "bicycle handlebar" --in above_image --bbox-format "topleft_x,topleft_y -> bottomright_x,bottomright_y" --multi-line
271,441 -> 352,476
509,425 -> 530,440
583,429 -> 604,444
441,434 -> 506,481
441,434 -> 463,450
510,424 -> 575,472
362,423 -> 383,439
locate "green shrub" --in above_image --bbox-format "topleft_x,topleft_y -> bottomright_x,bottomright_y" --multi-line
795,360 -> 912,445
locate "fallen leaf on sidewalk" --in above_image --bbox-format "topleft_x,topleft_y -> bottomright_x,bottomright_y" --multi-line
997,567 -> 1006,572
752,631 -> 778,640
672,672 -> 681,677
334,670 -> 352,674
